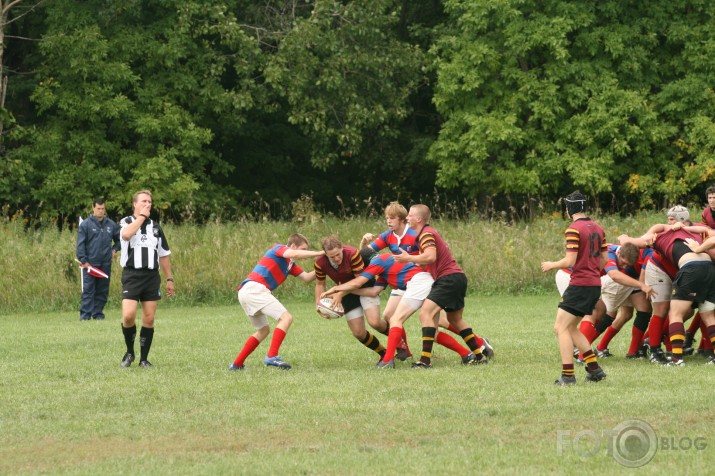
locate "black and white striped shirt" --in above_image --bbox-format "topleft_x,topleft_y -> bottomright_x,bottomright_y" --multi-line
119,216 -> 171,270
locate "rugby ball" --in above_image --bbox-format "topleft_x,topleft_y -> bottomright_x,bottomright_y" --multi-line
317,297 -> 344,320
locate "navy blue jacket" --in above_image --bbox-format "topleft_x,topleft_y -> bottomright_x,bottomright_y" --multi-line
76,215 -> 121,266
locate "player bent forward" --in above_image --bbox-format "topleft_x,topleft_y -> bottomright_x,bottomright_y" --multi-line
230,234 -> 325,371
322,253 -> 433,369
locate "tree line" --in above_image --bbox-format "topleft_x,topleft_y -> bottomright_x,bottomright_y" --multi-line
2,0 -> 715,223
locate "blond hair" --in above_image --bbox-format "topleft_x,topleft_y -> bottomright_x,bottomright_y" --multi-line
384,202 -> 407,221
133,190 -> 152,204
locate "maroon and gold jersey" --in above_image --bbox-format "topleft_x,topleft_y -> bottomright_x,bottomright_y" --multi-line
314,245 -> 363,284
565,218 -> 606,287
416,225 -> 463,280
701,207 -> 715,229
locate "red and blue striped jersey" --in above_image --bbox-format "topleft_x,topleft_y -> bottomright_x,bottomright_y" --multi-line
239,244 -> 304,291
369,228 -> 420,255
647,250 -> 678,280
360,254 -> 426,291
603,245 -> 653,279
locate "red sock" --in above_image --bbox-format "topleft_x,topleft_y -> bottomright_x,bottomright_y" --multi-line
436,332 -> 470,357
708,325 -> 715,349
687,312 -> 702,334
401,327 -> 409,348
233,336 -> 260,366
662,317 -> 671,352
701,320 -> 713,350
648,315 -> 664,346
579,320 -> 599,344
628,326 -> 645,354
597,326 -> 619,351
383,327 -> 403,362
267,328 -> 287,358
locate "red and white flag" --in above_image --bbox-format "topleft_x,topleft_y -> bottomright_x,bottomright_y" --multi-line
86,264 -> 109,279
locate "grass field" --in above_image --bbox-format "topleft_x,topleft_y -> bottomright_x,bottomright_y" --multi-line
1,295 -> 713,475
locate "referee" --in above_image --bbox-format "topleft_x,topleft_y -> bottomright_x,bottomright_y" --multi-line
118,190 -> 175,368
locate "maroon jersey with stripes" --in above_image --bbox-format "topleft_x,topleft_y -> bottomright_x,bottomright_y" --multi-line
565,218 -> 606,287
314,246 -> 363,284
416,225 -> 463,280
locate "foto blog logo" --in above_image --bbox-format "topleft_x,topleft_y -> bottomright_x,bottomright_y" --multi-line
556,419 -> 707,468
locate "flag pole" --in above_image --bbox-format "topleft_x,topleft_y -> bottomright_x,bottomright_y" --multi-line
78,216 -> 83,291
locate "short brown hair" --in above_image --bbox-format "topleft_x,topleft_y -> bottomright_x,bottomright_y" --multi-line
707,185 -> 715,197
410,204 -> 431,223
287,233 -> 309,248
619,243 -> 639,266
320,235 -> 342,252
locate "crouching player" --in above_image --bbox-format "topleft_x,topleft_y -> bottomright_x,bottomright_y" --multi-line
314,235 -> 392,362
229,234 -> 325,371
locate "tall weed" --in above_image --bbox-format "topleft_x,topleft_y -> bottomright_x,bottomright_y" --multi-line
0,212 -> 667,313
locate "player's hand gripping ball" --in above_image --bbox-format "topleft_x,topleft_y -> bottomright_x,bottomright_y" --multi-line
316,297 -> 345,320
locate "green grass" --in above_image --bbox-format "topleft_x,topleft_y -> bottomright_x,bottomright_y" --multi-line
1,296 -> 713,475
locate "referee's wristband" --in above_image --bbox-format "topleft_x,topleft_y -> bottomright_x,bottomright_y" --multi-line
139,213 -> 149,219
166,278 -> 174,282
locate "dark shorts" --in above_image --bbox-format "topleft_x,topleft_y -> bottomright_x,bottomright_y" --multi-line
122,268 -> 161,302
426,273 -> 467,312
559,285 -> 601,318
342,293 -> 361,313
672,261 -> 715,303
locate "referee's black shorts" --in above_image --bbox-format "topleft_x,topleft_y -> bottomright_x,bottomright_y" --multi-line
121,268 -> 161,302
426,272 -> 467,312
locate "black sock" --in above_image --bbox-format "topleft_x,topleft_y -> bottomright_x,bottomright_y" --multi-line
359,331 -> 385,355
595,315 -> 615,335
458,327 -> 479,352
122,324 -> 136,355
139,327 -> 154,362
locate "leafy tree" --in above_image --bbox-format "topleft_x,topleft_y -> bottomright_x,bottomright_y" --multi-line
8,0 -> 265,219
429,0 -> 715,208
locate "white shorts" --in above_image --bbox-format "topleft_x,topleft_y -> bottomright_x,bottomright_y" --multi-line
700,301 -> 715,312
645,264 -> 672,303
555,270 -> 571,297
400,272 -> 435,310
237,281 -> 288,330
359,295 -> 380,311
600,275 -> 637,312
390,288 -> 405,297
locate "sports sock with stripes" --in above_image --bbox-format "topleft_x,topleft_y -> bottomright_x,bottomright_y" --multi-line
582,349 -> 599,371
419,327 -> 437,365
458,327 -> 480,352
359,331 -> 385,355
668,321 -> 685,359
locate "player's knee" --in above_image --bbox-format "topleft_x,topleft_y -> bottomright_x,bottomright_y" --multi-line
278,312 -> 293,326
255,326 -> 270,340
